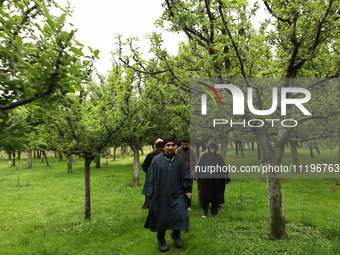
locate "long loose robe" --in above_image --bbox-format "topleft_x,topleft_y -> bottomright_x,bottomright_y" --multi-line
197,151 -> 229,204
142,152 -> 191,232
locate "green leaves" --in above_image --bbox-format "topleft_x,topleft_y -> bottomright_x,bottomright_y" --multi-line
56,13 -> 67,28
0,0 -> 98,148
0,0 -> 95,110
15,36 -> 23,50
88,46 -> 100,59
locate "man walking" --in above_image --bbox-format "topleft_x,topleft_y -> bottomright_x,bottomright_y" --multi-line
142,141 -> 164,174
142,137 -> 192,252
197,142 -> 230,218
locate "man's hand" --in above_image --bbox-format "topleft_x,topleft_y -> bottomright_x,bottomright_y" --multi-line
186,193 -> 192,199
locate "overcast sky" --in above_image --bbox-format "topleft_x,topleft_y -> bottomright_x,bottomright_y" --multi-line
56,1 -> 269,75
57,0 -> 186,75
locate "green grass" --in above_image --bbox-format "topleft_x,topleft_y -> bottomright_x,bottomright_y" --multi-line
0,148 -> 339,254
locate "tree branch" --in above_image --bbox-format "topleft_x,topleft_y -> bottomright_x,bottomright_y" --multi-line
165,0 -> 210,47
306,78 -> 331,90
296,110 -> 340,123
154,87 -> 190,124
0,43 -> 67,111
217,0 -> 250,86
119,57 -> 170,75
159,50 -> 190,90
289,133 -> 340,143
289,0 -> 334,75
284,12 -> 300,78
204,0 -> 215,43
263,1 -> 292,24
310,0 -> 333,53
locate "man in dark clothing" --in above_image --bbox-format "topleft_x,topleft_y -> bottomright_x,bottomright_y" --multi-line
197,142 -> 230,217
175,137 -> 197,211
196,139 -> 214,206
142,141 -> 164,174
142,141 -> 164,210
142,137 -> 192,252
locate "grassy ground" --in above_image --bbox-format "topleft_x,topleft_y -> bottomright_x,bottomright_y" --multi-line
0,147 -> 339,254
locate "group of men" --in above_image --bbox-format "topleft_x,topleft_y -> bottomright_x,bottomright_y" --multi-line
142,137 -> 230,252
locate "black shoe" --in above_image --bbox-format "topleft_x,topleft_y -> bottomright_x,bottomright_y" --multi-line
158,240 -> 169,252
171,233 -> 183,249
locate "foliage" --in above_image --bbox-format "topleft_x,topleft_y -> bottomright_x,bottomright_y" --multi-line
0,0 -> 96,149
41,73 -> 136,159
118,0 -> 340,146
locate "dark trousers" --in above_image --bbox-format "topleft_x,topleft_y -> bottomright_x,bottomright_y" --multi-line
186,196 -> 192,208
202,201 -> 219,216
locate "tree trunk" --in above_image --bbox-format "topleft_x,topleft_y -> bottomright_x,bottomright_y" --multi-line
17,158 -> 21,187
27,149 -> 32,169
59,152 -> 63,161
220,134 -> 228,162
95,155 -> 100,168
255,128 -> 288,240
43,151 -> 49,166
257,142 -> 261,160
132,149 -> 140,187
235,142 -> 239,155
308,144 -> 314,158
113,147 -> 117,160
12,151 -> 16,166
67,154 -> 73,174
240,142 -> 244,157
267,175 -> 288,239
315,145 -> 320,155
251,142 -> 255,151
84,156 -> 94,220
40,151 -> 44,163
289,141 -> 300,167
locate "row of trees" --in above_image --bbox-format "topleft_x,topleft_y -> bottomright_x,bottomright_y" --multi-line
1,0 -> 339,240
1,1 -> 189,221
117,0 -> 340,240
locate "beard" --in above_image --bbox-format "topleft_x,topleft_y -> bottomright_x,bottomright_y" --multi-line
165,149 -> 174,155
